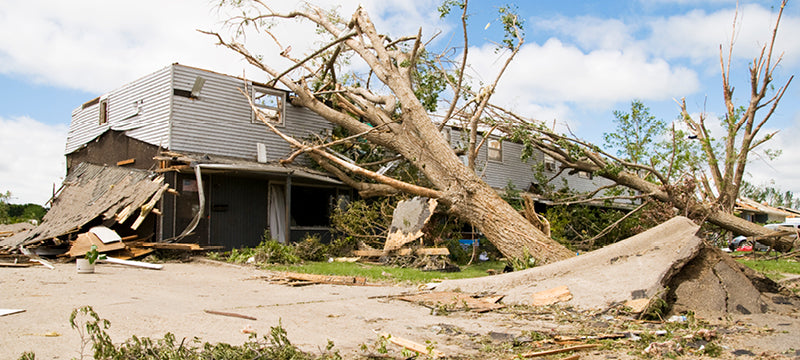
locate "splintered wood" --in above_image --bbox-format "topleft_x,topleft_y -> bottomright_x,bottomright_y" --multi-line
260,272 -> 368,286
530,285 -> 572,306
396,291 -> 505,313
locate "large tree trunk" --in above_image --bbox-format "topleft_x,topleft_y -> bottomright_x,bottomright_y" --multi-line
443,179 -> 574,263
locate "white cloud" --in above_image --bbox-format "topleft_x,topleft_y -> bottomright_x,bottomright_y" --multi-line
0,0 -> 443,94
464,38 -> 698,112
744,111 -> 800,196
0,116 -> 67,205
648,4 -> 800,66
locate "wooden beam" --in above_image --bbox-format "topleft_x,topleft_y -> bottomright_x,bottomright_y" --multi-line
116,158 -> 135,166
380,333 -> 444,359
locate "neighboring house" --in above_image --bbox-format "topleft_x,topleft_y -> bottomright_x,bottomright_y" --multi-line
441,127 -> 619,207
62,63 -> 617,250
736,197 -> 798,224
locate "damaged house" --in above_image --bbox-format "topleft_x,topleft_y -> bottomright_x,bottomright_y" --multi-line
3,64 -> 614,253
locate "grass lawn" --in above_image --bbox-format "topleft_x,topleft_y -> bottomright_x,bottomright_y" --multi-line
264,260 -> 506,284
735,252 -> 800,280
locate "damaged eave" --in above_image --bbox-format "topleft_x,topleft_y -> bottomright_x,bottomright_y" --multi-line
0,163 -> 167,250
154,151 -> 344,185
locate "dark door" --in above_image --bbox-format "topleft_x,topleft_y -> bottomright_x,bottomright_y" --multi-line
209,175 -> 268,249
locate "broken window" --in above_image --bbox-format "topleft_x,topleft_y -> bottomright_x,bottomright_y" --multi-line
488,139 -> 502,162
252,87 -> 285,126
99,98 -> 108,125
544,155 -> 557,172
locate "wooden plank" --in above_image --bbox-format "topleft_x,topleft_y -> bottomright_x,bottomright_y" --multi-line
0,262 -> 34,268
116,158 -> 135,166
530,285 -> 572,306
204,310 -> 256,321
353,249 -> 385,257
140,242 -> 202,250
131,183 -> 169,230
280,272 -> 367,286
521,344 -> 599,358
415,248 -> 450,256
380,333 -> 444,359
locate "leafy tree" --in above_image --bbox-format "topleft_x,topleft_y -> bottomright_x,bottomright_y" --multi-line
740,181 -> 800,209
604,100 -> 666,167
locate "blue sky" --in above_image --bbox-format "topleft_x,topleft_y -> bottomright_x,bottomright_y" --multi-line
1,0 -> 798,205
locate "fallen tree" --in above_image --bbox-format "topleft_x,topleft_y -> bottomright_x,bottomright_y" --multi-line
493,1 -> 794,249
205,1 -> 573,263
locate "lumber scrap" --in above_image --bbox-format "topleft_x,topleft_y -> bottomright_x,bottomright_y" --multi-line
204,310 -> 257,321
380,333 -> 444,359
530,285 -> 573,307
140,242 -> 202,251
280,272 -> 367,286
520,344 -> 599,358
116,158 -> 135,166
353,247 -> 449,257
131,183 -> 169,230
397,291 -> 505,313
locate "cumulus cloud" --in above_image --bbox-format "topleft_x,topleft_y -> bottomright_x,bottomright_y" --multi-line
648,4 -> 800,66
744,113 -> 800,195
464,39 -> 698,112
0,116 -> 67,205
0,0 -> 443,94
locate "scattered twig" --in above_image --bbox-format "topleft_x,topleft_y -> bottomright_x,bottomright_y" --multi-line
204,310 -> 257,321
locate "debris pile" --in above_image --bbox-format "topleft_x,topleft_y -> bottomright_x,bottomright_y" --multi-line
0,163 -> 204,264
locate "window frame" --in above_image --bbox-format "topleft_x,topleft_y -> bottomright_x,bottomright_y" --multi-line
251,87 -> 285,126
544,154 -> 557,172
98,98 -> 108,125
487,138 -> 503,162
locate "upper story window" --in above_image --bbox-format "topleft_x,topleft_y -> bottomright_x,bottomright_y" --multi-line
544,155 -> 557,172
488,139 -> 502,162
577,171 -> 593,179
99,98 -> 108,125
252,87 -> 285,126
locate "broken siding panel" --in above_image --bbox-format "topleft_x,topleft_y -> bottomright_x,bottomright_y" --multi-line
65,66 -> 172,154
169,65 -> 334,162
116,67 -> 172,147
66,103 -> 109,154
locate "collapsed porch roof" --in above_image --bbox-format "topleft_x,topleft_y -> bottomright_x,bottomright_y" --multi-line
1,163 -> 167,250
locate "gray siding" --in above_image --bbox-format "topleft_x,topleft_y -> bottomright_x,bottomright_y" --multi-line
65,66 -> 172,154
448,128 -> 615,196
169,65 -> 334,162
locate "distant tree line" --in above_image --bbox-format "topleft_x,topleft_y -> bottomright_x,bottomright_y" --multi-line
0,191 -> 47,225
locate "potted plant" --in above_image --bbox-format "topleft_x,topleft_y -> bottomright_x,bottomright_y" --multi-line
76,245 -> 106,274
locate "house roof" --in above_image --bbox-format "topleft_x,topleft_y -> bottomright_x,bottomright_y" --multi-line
735,197 -> 797,218
0,163 -> 166,250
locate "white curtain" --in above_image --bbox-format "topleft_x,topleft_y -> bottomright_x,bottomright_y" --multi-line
268,184 -> 287,243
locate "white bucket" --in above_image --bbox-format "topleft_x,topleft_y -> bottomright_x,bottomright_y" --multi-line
76,258 -> 95,274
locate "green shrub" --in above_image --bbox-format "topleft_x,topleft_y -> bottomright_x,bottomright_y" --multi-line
294,234 -> 328,262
